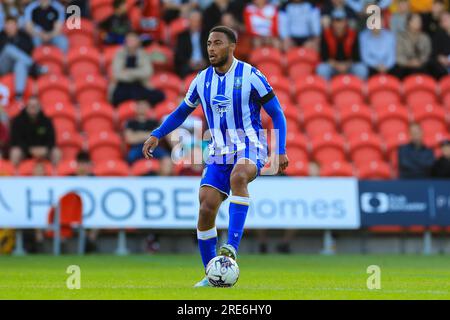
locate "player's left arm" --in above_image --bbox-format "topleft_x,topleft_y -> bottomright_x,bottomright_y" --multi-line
250,68 -> 288,173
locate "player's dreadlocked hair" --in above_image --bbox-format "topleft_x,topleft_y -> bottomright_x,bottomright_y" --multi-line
209,26 -> 237,44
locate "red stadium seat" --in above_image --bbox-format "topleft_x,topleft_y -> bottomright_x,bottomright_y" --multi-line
0,159 -> 15,175
74,74 -> 108,104
283,104 -> 301,131
1,74 -> 34,102
256,62 -> 283,76
93,160 -> 129,176
90,0 -> 114,23
424,131 -> 450,149
302,103 -> 336,137
154,100 -> 178,120
36,74 -> 71,104
131,158 -> 161,176
32,46 -> 65,74
357,160 -> 392,179
320,161 -> 354,177
440,75 -> 450,109
88,131 -> 122,162
17,159 -> 53,176
266,75 -> 291,100
286,47 -> 319,78
146,44 -> 175,72
249,47 -> 283,70
376,103 -> 410,139
67,46 -> 102,78
330,75 -> 365,107
411,103 -> 447,136
295,75 -> 328,106
286,131 -> 308,152
43,102 -> 78,132
46,192 -> 83,239
166,17 -> 189,46
311,133 -> 346,165
117,100 -> 137,128
348,133 -> 384,167
64,18 -> 96,48
102,45 -> 121,69
57,130 -> 84,161
284,159 -> 309,176
403,74 -> 437,108
56,159 -> 78,176
385,132 -> 410,167
150,72 -> 182,101
5,101 -> 23,118
339,103 -> 374,138
367,74 -> 401,107
183,72 -> 197,91
80,102 -> 115,133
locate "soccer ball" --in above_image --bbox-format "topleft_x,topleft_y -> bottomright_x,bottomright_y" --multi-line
205,256 -> 239,287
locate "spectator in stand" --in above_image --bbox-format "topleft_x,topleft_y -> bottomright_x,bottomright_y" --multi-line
316,9 -> 368,80
202,0 -> 245,37
110,32 -> 165,107
124,100 -> 173,175
174,10 -> 208,78
24,0 -> 68,53
422,0 -> 447,37
278,0 -> 321,51
161,0 -> 198,24
390,0 -> 410,34
99,0 -> 132,45
244,0 -> 280,48
359,24 -> 396,76
396,13 -> 432,78
429,11 -> 450,78
398,123 -> 435,179
74,151 -> 94,176
321,0 -> 357,29
431,139 -> 450,178
0,0 -> 28,29
9,96 -> 60,166
0,16 -> 43,102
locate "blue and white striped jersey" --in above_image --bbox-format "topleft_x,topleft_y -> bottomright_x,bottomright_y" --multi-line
184,58 -> 273,157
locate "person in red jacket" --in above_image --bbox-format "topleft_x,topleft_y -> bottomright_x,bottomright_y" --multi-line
243,0 -> 280,48
316,9 -> 368,80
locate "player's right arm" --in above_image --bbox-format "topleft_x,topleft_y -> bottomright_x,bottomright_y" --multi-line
142,74 -> 200,159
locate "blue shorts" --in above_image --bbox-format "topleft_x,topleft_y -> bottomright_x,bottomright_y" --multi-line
200,147 -> 267,198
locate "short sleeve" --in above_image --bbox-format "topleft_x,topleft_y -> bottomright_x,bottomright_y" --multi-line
250,67 -> 274,103
183,74 -> 200,108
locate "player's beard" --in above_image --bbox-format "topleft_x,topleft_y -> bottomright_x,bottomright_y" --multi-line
210,52 -> 229,68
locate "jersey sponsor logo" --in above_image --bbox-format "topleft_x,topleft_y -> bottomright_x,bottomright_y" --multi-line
212,94 -> 232,118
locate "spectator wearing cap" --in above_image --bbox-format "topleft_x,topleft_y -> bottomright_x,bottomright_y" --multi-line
429,11 -> 450,79
110,32 -> 166,107
398,123 -> 435,179
316,9 -> 368,80
431,139 -> 450,178
24,0 -> 68,53
174,10 -> 208,78
359,24 -> 397,76
278,0 -> 321,51
396,13 -> 432,78
99,0 -> 132,45
321,0 -> 357,29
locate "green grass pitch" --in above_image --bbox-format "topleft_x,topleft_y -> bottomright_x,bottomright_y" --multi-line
1,254 -> 450,299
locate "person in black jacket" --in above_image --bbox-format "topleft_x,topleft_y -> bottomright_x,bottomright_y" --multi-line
398,123 -> 435,179
0,16 -> 34,101
174,10 -> 208,78
9,96 -> 60,166
429,12 -> 450,79
431,140 -> 450,178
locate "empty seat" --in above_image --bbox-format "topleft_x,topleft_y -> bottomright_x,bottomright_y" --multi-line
376,103 -> 410,139
295,75 -> 328,106
154,100 -> 178,120
348,133 -> 384,167
80,102 -> 115,133
283,104 -> 301,132
43,102 -> 78,132
146,44 -> 175,72
36,74 -> 71,104
266,75 -> 291,101
64,18 -> 96,48
339,103 -> 373,138
302,103 -> 336,137
424,131 -> 450,149
93,159 -> 129,176
131,158 -> 161,176
411,103 -> 447,136
90,0 -> 114,22
286,47 -> 319,78
88,131 -> 122,162
150,72 -> 182,101
320,161 -> 354,177
440,75 -> 450,108
117,100 -> 137,128
74,74 -> 108,104
17,159 -> 53,176
56,159 -> 78,176
284,159 -> 309,176
0,159 -> 15,175
357,160 -> 392,179
1,74 -> 34,102
57,130 -> 84,161
249,47 -> 283,71
5,101 -> 23,118
32,46 -> 65,74
311,133 -> 346,165
102,45 -> 121,69
67,46 -> 102,78
403,74 -> 437,108
330,75 -> 365,107
367,74 -> 401,107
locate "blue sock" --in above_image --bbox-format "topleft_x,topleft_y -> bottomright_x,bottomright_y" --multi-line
227,196 -> 250,252
197,227 -> 217,268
